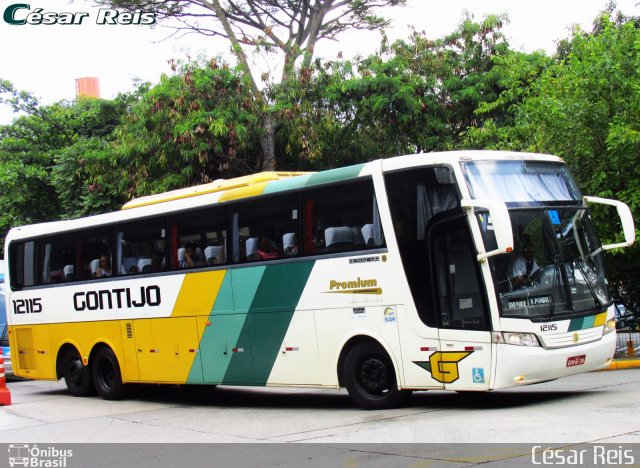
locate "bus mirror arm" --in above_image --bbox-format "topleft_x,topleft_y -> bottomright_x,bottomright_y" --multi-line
584,196 -> 636,251
461,199 -> 514,262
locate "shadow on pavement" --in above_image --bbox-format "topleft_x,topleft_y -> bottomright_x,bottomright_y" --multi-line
28,381 -> 599,411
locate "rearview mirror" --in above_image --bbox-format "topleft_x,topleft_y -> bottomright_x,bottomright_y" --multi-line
584,196 -> 636,251
461,199 -> 514,262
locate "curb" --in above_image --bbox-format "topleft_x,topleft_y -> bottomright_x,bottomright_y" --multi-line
604,359 -> 640,370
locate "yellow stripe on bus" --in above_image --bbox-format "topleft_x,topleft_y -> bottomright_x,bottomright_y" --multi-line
172,270 -> 226,318
594,311 -> 608,327
217,182 -> 269,202
122,172 -> 309,209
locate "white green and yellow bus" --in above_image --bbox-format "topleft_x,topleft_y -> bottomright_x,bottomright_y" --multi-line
4,151 -> 635,409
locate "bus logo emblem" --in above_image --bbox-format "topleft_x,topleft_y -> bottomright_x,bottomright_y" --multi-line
413,351 -> 473,384
8,444 -> 29,467
383,307 -> 396,323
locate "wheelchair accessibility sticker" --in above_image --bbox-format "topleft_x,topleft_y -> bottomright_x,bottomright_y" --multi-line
472,368 -> 485,384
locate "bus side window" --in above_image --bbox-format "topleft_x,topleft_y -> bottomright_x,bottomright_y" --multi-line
302,178 -> 383,256
116,219 -> 167,275
38,235 -> 75,284
231,195 -> 299,263
9,241 -> 36,289
78,230 -> 114,280
170,206 -> 227,270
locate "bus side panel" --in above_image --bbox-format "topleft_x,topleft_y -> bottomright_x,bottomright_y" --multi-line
314,305 -> 404,387
245,262 -> 315,385
119,321 -> 139,382
196,270 -> 255,384
48,321 -> 123,378
294,257 -> 403,387
132,317 -> 202,383
117,270 -> 224,384
197,314 -> 254,384
265,308 -> 319,385
393,307 -> 444,390
10,324 -> 55,380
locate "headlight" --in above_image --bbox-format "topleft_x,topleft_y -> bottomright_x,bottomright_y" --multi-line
603,319 -> 616,335
502,332 -> 541,347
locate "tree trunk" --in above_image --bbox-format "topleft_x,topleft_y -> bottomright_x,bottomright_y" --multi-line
259,114 -> 276,171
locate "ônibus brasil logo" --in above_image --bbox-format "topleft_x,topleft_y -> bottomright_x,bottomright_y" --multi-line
8,444 -> 73,467
3,3 -> 156,25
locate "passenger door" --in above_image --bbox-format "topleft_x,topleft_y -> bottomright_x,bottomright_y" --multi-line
429,214 -> 493,390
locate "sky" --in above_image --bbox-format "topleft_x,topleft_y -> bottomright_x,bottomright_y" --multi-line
0,0 -> 638,124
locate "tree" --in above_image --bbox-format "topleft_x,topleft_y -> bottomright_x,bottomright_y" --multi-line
298,13 -> 512,162
0,81 -> 135,245
111,59 -> 261,197
465,9 -> 640,313
93,0 -> 405,170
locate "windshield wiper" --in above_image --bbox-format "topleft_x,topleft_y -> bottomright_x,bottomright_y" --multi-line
572,257 -> 603,310
546,254 -> 558,318
543,212 -> 573,316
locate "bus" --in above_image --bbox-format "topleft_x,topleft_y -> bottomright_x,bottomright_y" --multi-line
0,260 -> 10,378
3,151 -> 635,409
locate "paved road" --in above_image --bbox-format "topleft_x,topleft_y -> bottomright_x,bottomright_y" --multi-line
1,369 -> 639,445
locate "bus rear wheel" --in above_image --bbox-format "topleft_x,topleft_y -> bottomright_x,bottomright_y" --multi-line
62,349 -> 94,397
343,342 -> 411,409
92,347 -> 125,400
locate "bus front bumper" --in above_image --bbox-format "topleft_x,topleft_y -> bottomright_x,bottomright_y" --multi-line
492,331 -> 615,389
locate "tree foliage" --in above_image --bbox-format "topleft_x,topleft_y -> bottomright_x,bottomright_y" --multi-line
93,0 -> 406,170
466,9 -> 640,313
112,59 -> 261,197
276,13 -> 512,165
0,82 -> 136,245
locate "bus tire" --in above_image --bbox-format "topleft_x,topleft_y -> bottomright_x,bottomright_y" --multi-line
62,349 -> 94,397
92,347 -> 125,400
343,341 -> 411,409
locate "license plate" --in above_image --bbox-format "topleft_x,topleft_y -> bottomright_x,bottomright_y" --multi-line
566,355 -> 586,367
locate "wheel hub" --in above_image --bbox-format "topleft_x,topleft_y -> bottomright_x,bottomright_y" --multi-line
359,357 -> 389,394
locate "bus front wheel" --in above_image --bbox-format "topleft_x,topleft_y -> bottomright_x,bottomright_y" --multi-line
62,349 -> 94,397
343,342 -> 411,409
92,347 -> 125,400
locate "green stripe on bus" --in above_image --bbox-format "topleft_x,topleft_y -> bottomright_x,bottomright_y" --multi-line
219,265 -> 270,384
220,261 -> 315,385
231,267 -> 267,312
304,164 -> 365,187
568,314 -> 601,332
247,261 -> 315,385
263,174 -> 313,194
189,262 -> 314,385
568,317 -> 585,332
582,315 -> 595,329
189,268 -> 265,384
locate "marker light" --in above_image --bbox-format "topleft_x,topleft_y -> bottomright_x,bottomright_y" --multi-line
502,332 -> 541,347
603,319 -> 616,335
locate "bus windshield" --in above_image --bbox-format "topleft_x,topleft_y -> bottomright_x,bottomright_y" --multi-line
462,160 -> 582,205
462,160 -> 610,319
479,207 -> 610,319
